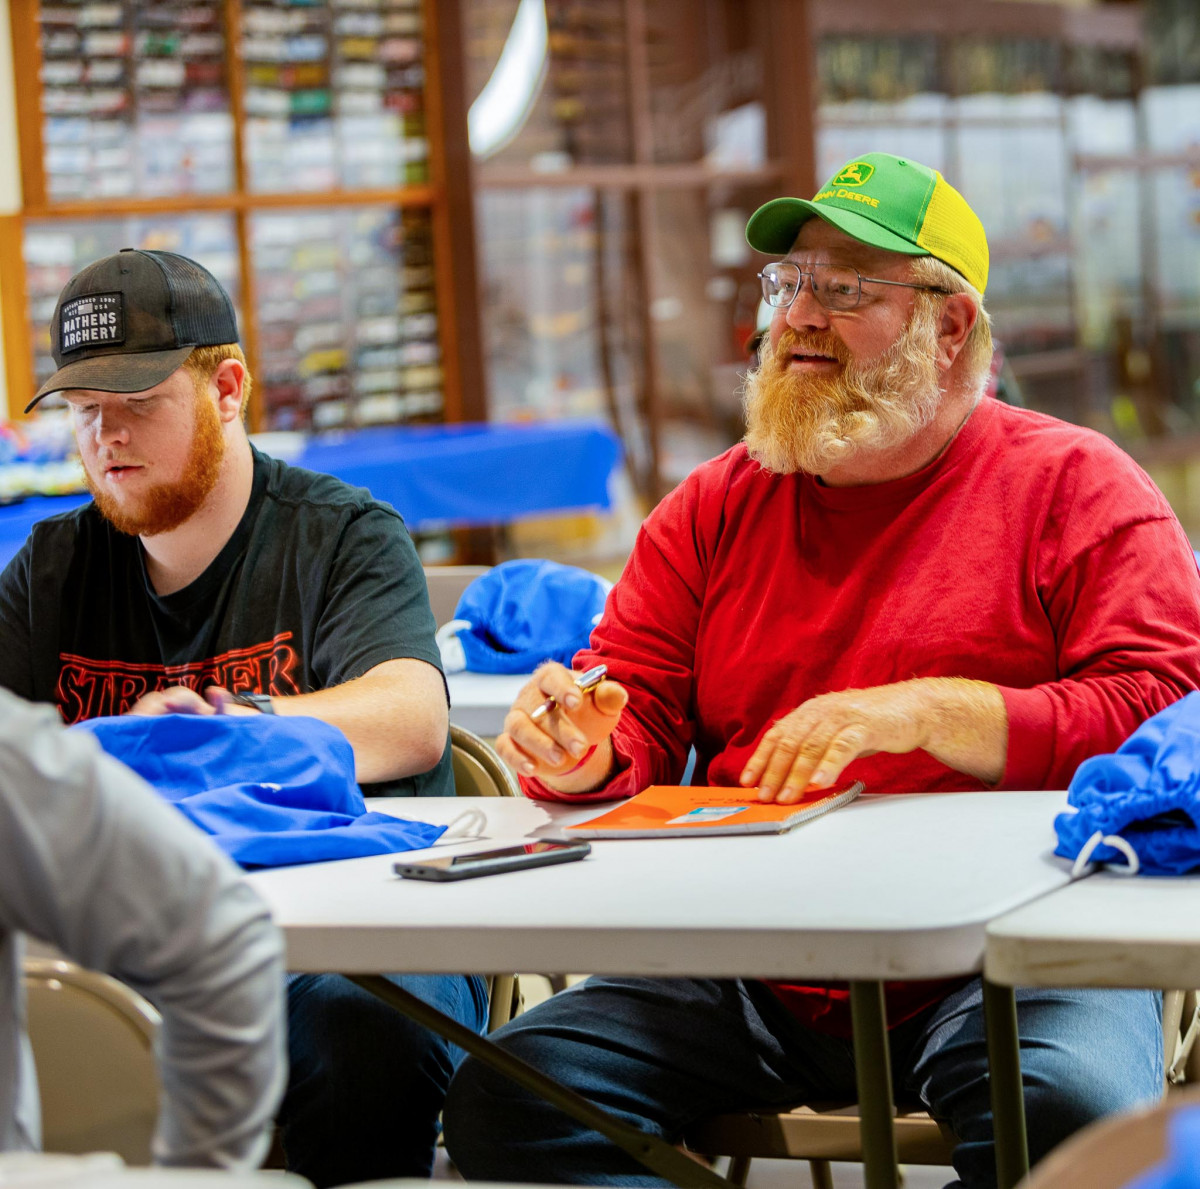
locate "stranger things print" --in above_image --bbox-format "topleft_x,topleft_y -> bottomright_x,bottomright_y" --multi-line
55,631 -> 301,723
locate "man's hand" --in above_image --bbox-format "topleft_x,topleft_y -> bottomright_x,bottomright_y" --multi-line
127,686 -> 217,716
496,661 -> 628,792
740,677 -> 1008,802
204,686 -> 264,716
126,685 -> 262,717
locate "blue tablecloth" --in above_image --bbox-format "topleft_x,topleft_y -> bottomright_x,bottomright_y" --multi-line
0,421 -> 622,570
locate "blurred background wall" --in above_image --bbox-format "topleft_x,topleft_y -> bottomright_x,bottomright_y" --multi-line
1,0 -> 1198,560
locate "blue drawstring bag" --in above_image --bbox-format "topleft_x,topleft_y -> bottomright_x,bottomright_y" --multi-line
436,558 -> 611,674
1054,691 -> 1200,876
71,713 -> 449,869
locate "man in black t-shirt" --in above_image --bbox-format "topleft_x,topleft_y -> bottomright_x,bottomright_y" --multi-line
0,249 -> 488,1186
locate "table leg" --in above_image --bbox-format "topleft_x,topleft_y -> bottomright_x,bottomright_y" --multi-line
849,980 -> 899,1189
982,978 -> 1029,1189
348,974 -> 733,1188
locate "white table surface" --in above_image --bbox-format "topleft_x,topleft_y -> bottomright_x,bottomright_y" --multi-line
445,671 -> 528,736
0,1152 -> 309,1186
246,790 -> 1073,981
986,871 -> 1200,989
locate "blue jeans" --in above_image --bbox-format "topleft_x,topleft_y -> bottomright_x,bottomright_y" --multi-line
443,976 -> 1162,1189
281,972 -> 488,1187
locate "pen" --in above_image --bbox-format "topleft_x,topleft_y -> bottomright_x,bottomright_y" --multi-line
529,664 -> 608,723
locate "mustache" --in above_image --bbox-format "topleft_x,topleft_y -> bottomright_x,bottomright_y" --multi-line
772,327 -> 849,366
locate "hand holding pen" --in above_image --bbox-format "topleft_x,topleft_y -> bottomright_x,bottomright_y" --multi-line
497,661 -> 628,787
529,664 -> 608,722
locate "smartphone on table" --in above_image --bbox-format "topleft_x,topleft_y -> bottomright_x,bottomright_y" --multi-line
394,839 -> 592,882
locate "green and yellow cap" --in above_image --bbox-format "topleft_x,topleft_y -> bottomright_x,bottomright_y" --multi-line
745,153 -> 989,295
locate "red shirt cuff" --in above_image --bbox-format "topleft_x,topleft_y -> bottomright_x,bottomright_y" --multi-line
519,738 -> 638,803
997,685 -> 1055,789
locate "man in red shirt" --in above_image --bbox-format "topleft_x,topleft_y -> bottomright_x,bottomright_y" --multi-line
442,153 -> 1200,1188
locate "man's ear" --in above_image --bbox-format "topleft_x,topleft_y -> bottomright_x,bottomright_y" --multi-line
210,357 -> 246,422
936,293 -> 978,373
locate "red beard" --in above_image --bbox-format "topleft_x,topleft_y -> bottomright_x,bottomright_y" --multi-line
86,390 -> 227,537
742,301 -> 943,476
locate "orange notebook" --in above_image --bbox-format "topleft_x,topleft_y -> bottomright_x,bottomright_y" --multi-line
564,782 -> 863,839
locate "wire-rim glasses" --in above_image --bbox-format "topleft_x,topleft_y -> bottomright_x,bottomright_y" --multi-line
758,261 -> 952,312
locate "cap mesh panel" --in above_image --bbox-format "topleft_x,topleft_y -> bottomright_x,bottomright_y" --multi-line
916,178 -> 989,294
151,251 -> 239,346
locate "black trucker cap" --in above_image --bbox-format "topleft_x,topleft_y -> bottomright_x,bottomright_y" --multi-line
25,248 -> 239,413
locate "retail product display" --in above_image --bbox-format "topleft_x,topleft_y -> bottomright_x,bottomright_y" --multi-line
241,0 -> 428,191
38,0 -> 232,200
250,207 -> 441,430
17,0 -> 451,435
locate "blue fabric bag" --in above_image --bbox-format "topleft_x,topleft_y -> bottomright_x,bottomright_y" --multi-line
1054,691 -> 1200,876
439,558 -> 611,674
71,713 -> 448,869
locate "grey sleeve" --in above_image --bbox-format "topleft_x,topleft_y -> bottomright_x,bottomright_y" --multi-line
0,690 -> 287,1170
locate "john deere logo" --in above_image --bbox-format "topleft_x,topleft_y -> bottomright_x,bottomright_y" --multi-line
833,162 -> 874,187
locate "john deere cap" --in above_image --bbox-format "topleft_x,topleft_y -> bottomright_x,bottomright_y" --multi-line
745,153 -> 989,295
25,248 -> 239,413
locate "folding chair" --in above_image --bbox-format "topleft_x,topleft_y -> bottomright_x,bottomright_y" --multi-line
449,722 -> 522,1029
1015,1083 -> 1200,1189
687,989 -> 1200,1189
423,565 -> 489,629
450,721 -> 521,801
23,957 -> 160,1165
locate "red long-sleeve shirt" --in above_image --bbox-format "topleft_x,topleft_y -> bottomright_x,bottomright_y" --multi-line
525,398 -> 1200,1034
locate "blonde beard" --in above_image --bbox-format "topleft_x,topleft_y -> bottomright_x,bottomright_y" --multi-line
742,298 -> 944,477
86,390 -> 227,537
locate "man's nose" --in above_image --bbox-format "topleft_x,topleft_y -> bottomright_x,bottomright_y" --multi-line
94,409 -> 131,444
785,274 -> 830,331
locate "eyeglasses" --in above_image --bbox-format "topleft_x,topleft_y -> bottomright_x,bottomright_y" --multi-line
758,261 -> 951,312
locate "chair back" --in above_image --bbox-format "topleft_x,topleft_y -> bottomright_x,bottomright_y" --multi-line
450,722 -> 519,798
691,988 -> 1198,1188
447,724 -> 522,1029
1015,1086 -> 1200,1189
423,565 -> 490,628
23,958 -> 160,1164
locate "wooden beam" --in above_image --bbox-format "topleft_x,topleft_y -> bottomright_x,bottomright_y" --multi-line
624,0 -> 663,501
20,185 -> 439,220
0,211 -> 33,420
220,0 -> 263,432
810,0 -> 1142,47
9,0 -> 43,210
765,0 -> 818,201
423,0 -> 488,424
476,161 -> 790,189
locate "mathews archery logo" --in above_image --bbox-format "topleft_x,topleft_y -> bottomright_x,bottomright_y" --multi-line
832,162 -> 874,187
58,292 -> 125,353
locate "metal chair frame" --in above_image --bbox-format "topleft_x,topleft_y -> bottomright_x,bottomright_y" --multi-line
22,957 -> 161,1164
687,988 -> 1200,1189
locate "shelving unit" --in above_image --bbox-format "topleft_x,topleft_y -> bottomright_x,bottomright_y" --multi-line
8,0 -> 1196,530
808,0 -> 1152,432
463,0 -> 1187,504
2,0 -> 486,433
467,0 -> 814,500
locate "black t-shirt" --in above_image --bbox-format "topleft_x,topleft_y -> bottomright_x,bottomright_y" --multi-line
0,447 -> 452,798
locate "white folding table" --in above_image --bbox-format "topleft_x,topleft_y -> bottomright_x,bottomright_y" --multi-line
987,871 -> 1200,991
985,872 -> 1200,1187
247,790 -> 1073,1189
